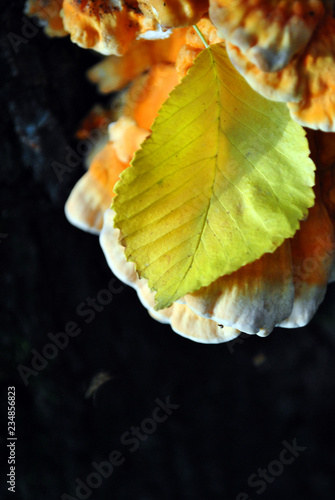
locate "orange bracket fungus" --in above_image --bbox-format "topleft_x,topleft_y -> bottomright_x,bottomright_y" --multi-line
25,0 -> 68,37
209,0 -> 335,131
29,0 -> 335,343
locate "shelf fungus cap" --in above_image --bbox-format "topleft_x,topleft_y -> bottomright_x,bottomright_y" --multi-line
65,115 -> 149,233
108,117 -> 150,164
279,197 -> 335,327
210,1 -> 335,131
99,209 -> 240,343
62,0 -> 162,55
138,0 -> 209,28
286,17 -> 335,131
183,242 -> 295,336
226,16 -> 335,130
209,0 -> 326,72
279,133 -> 335,327
65,141 -> 128,234
25,0 -> 68,37
87,28 -> 186,94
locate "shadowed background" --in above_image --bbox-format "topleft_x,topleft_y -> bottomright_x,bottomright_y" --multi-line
1,2 -> 335,499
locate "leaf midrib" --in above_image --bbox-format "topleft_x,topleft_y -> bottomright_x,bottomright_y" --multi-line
166,47 -> 222,306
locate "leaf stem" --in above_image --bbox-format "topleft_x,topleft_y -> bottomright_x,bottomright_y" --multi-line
193,25 -> 209,49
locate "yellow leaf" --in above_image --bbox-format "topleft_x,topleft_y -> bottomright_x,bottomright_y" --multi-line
113,43 -> 315,310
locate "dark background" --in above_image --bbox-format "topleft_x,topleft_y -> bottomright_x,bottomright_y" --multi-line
1,2 -> 335,499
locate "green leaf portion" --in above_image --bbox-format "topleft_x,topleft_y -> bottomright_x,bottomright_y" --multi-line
113,43 -> 315,309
